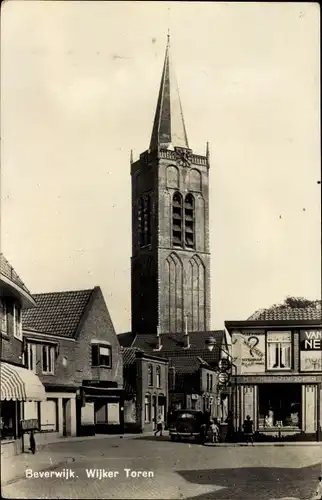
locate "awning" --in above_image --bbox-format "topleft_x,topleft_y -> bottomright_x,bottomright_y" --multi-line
0,362 -> 46,402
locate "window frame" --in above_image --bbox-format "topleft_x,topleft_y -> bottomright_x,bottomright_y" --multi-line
138,193 -> 152,248
25,343 -> 37,373
41,344 -> 55,375
144,395 -> 151,423
156,365 -> 161,388
148,364 -> 153,387
266,331 -> 293,371
184,193 -> 195,249
0,300 -> 8,334
91,343 -> 112,368
172,191 -> 196,250
13,303 -> 23,341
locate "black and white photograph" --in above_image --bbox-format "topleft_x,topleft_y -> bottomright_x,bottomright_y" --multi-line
1,1 -> 321,499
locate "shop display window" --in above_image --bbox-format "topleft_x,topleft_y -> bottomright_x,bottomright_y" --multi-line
258,384 -> 301,429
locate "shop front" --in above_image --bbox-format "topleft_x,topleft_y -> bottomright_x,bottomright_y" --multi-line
0,361 -> 46,456
235,374 -> 321,441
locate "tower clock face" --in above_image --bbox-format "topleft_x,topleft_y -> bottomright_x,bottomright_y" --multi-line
175,148 -> 192,167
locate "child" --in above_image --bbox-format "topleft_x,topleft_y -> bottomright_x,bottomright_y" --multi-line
154,415 -> 163,436
208,419 -> 220,444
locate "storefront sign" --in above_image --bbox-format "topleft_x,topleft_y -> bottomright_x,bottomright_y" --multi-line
20,419 -> 39,431
235,374 -> 322,384
232,332 -> 265,374
300,350 -> 322,372
300,330 -> 322,351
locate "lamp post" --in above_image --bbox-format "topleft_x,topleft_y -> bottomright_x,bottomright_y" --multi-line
205,335 -> 237,427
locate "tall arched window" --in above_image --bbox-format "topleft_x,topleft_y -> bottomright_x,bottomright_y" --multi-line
156,366 -> 161,388
138,194 -> 151,247
172,192 -> 183,247
148,364 -> 153,387
184,193 -> 195,248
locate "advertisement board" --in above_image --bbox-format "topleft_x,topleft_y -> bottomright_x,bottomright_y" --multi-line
232,331 -> 265,374
300,330 -> 322,351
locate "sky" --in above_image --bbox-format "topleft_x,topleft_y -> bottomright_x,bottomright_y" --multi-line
1,1 -> 321,334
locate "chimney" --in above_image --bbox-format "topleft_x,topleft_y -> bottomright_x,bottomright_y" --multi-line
155,326 -> 162,350
183,315 -> 190,349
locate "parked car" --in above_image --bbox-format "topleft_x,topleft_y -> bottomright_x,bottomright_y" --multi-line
168,409 -> 204,442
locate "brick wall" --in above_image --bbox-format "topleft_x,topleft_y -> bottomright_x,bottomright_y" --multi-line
74,287 -> 123,387
131,150 -> 211,334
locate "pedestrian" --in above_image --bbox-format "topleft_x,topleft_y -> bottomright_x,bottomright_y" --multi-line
243,415 -> 254,445
208,419 -> 220,444
311,476 -> 322,500
154,415 -> 163,436
29,430 -> 36,454
199,422 -> 207,445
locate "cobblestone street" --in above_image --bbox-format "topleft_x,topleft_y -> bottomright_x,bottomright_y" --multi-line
2,435 -> 322,499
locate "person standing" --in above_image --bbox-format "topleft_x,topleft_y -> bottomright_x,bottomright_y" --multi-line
243,415 -> 254,445
225,411 -> 234,442
312,476 -> 322,500
154,414 -> 163,436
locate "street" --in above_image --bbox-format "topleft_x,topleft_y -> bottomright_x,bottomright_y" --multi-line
2,435 -> 322,500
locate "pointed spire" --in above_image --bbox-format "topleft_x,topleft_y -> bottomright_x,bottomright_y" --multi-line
206,142 -> 210,161
130,149 -> 133,164
149,34 -> 189,151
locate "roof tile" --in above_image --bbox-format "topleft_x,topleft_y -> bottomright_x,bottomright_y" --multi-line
22,289 -> 94,338
248,302 -> 321,321
0,254 -> 33,297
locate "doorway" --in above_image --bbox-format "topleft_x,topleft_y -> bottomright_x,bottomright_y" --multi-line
62,399 -> 69,437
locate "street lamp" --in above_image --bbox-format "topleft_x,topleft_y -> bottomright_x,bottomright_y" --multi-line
205,335 -> 237,427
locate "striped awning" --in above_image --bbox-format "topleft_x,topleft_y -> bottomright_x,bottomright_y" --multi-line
0,362 -> 46,402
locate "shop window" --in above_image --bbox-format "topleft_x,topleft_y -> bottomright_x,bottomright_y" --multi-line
184,193 -> 195,248
13,304 -> 22,341
148,364 -> 153,387
95,403 -> 108,423
172,192 -> 183,247
144,395 -> 151,423
0,400 -> 17,440
42,345 -> 55,374
258,384 -> 301,429
156,365 -> 161,388
267,331 -> 292,370
0,300 -> 8,334
25,343 -> 37,373
138,194 -> 151,247
40,399 -> 58,431
91,345 -> 112,367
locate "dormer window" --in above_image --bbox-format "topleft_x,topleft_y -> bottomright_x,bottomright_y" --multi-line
0,300 -> 8,334
91,344 -> 112,368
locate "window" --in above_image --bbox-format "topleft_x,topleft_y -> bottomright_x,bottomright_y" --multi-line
148,364 -> 153,387
172,192 -> 183,247
25,343 -> 37,372
13,304 -> 22,341
258,384 -> 301,429
144,396 -> 151,423
42,345 -> 55,374
138,194 -> 151,247
156,365 -> 161,388
267,331 -> 292,370
184,193 -> 195,248
91,344 -> 112,367
0,300 -> 8,334
209,374 -> 213,392
206,373 -> 210,391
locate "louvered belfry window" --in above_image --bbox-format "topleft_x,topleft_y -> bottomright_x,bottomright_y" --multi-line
172,192 -> 183,247
138,194 -> 151,247
184,193 -> 195,248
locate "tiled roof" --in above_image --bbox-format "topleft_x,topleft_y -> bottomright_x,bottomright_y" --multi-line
0,254 -> 33,297
22,289 -> 94,338
122,347 -> 142,366
248,302 -> 322,321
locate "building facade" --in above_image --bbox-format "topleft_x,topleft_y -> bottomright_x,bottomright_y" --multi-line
131,36 -> 211,335
226,303 -> 322,441
123,349 -> 168,432
0,254 -> 46,457
22,286 -> 124,444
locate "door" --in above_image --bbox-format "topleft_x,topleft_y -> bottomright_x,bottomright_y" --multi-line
62,399 -> 68,437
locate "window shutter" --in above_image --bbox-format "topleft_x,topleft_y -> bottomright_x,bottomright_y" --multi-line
92,345 -> 99,366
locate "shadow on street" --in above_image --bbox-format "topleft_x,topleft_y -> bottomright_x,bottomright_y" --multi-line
178,463 -> 321,500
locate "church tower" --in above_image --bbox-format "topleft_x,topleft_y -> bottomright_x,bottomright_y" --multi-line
131,35 -> 210,334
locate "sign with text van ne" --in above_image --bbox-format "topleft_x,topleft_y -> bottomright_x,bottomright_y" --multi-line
300,330 -> 322,351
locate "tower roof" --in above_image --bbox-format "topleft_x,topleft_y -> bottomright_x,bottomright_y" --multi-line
149,34 -> 189,151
